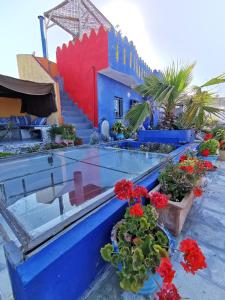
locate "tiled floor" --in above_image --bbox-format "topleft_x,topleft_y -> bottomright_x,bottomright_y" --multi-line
1,162 -> 225,300
84,162 -> 225,300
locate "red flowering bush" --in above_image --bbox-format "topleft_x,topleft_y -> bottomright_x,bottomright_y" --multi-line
132,186 -> 148,201
179,239 -> 207,274
179,155 -> 188,162
102,180 -> 207,298
129,203 -> 144,217
203,160 -> 213,170
114,179 -> 133,200
149,191 -> 169,209
204,133 -> 213,141
156,283 -> 181,300
201,149 -> 210,157
156,258 -> 175,283
179,164 -> 194,174
193,186 -> 203,197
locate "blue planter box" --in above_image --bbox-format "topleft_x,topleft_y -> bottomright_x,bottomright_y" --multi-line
138,129 -> 195,144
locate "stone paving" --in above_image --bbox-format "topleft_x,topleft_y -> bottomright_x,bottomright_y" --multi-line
1,162 -> 225,300
84,162 -> 225,300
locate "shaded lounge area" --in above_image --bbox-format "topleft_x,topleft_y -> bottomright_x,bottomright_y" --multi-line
0,74 -> 57,144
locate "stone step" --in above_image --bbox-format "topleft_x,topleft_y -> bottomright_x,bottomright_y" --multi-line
71,122 -> 93,129
76,128 -> 94,136
62,110 -> 82,116
63,116 -> 88,123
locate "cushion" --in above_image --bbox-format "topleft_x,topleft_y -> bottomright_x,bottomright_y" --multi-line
12,116 -> 31,126
31,117 -> 47,126
10,116 -> 19,125
0,117 -> 11,125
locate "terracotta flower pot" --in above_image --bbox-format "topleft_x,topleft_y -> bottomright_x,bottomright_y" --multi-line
150,179 -> 204,236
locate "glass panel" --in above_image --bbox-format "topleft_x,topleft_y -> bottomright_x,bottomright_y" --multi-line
81,148 -> 167,175
2,160 -> 133,244
0,146 -> 168,251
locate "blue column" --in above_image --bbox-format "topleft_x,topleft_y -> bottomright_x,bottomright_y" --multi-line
38,16 -> 47,58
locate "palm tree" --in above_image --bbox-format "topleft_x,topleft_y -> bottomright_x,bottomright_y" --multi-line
181,87 -> 224,130
125,62 -> 195,130
126,62 -> 225,131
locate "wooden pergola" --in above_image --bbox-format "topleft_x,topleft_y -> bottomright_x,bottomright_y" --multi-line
44,0 -> 113,38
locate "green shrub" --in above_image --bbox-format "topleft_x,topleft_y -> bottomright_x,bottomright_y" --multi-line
0,152 -> 13,158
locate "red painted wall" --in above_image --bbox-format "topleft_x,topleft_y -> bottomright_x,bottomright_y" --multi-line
56,26 -> 109,126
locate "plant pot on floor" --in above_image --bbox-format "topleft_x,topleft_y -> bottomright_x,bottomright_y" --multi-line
116,133 -> 125,140
138,129 -> 195,144
111,221 -> 176,296
55,134 -> 62,144
150,179 -> 205,236
63,139 -> 74,146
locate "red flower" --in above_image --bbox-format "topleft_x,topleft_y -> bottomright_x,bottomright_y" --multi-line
156,258 -> 176,283
156,283 -> 181,300
179,165 -> 194,174
201,149 -> 210,157
204,133 -> 213,141
149,192 -> 168,209
114,179 -> 133,200
203,160 -> 213,170
132,186 -> 148,201
179,155 -> 188,162
193,186 -> 203,197
179,239 -> 207,274
129,203 -> 144,217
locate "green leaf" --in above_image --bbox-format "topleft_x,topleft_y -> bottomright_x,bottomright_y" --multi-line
100,244 -> 114,262
125,102 -> 152,131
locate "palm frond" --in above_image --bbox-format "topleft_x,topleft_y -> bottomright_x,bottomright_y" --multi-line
201,73 -> 225,88
125,102 -> 152,131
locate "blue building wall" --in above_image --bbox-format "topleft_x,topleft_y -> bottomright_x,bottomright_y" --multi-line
108,28 -> 153,83
97,73 -> 142,127
96,28 -> 162,129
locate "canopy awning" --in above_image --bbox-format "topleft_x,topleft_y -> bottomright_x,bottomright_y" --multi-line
98,68 -> 139,88
0,74 -> 57,117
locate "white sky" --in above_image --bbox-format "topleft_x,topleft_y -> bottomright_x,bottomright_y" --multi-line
1,0 -> 225,95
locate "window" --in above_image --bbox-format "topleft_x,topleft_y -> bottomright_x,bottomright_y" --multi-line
130,99 -> 139,108
114,97 -> 123,118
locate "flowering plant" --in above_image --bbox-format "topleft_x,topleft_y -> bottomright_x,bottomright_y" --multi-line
199,139 -> 220,156
159,153 -> 212,202
204,133 -> 213,141
100,179 -> 207,298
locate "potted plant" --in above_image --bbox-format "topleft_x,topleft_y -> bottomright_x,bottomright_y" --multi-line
62,124 -> 76,145
153,155 -> 212,236
112,121 -> 126,140
125,62 -> 224,143
101,179 -> 207,298
74,136 -> 83,146
49,125 -> 64,144
198,138 -> 220,163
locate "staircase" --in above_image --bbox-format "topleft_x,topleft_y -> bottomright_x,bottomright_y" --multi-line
56,77 -> 94,144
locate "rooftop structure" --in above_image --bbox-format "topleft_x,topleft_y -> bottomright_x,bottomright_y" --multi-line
44,0 -> 113,38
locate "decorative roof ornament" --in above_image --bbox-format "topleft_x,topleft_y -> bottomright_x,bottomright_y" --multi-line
44,0 -> 113,38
